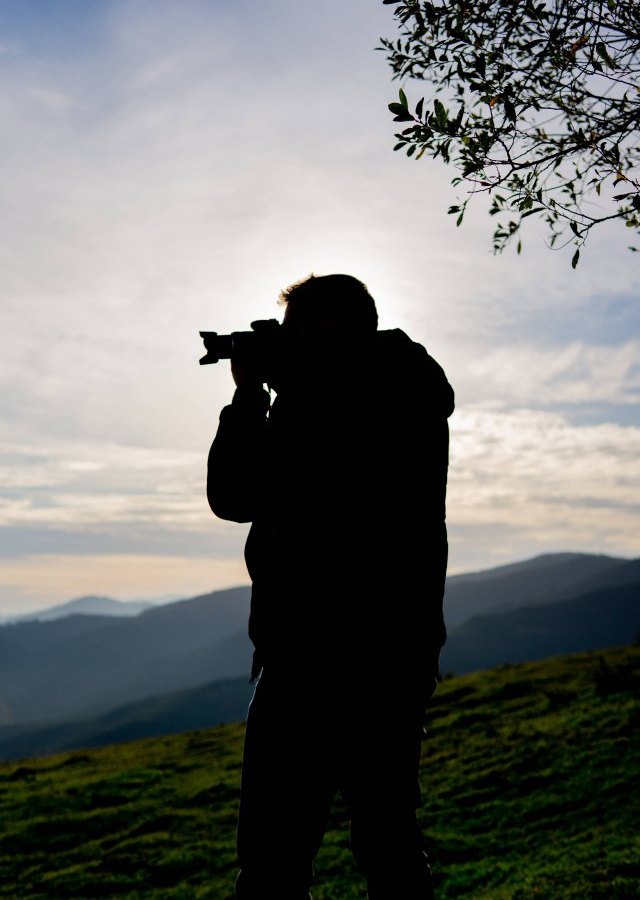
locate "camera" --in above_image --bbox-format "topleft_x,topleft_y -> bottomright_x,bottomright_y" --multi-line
199,319 -> 395,381
199,319 -> 282,365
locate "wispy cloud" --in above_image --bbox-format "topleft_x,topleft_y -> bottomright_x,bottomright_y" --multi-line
448,409 -> 640,569
0,437 -> 236,541
452,341 -> 640,409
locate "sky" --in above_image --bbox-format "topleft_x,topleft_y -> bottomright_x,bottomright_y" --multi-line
1,0 -> 638,615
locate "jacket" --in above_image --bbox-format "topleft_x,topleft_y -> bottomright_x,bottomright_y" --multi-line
207,328 -> 454,679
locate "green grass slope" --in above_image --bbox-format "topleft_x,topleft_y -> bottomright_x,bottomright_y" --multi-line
0,645 -> 638,899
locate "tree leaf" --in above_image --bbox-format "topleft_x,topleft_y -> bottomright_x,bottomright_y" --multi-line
571,247 -> 580,269
389,102 -> 414,121
434,98 -> 448,130
596,42 -> 616,69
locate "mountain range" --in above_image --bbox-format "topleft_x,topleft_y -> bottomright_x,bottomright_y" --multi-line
0,586 -> 252,724
442,552 -> 638,626
0,595 -> 154,623
0,551 -> 638,760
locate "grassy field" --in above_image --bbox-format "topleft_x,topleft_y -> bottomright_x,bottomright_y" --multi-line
0,645 -> 638,899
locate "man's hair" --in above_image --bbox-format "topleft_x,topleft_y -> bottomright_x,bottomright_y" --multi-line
278,274 -> 378,332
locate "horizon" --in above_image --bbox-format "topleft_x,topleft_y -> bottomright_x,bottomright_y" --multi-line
1,0 -> 639,616
2,547 -> 635,619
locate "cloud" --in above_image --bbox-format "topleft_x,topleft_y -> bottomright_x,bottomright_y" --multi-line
2,404 -> 638,601
449,340 -> 640,410
447,408 -> 640,569
0,437 -> 237,530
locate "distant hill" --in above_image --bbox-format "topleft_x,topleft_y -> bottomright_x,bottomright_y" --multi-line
0,586 -> 252,726
1,645 -> 637,899
443,581 -> 640,674
4,595 -> 153,622
563,556 -> 640,595
0,675 -> 254,761
443,552 -> 626,627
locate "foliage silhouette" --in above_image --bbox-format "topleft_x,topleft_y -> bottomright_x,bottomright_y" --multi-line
380,0 -> 640,259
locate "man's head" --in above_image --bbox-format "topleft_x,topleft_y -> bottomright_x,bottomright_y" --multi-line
279,274 -> 378,338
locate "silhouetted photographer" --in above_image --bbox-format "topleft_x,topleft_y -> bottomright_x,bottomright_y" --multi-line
206,274 -> 454,899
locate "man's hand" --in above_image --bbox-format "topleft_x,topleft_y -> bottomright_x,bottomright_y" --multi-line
231,348 -> 264,389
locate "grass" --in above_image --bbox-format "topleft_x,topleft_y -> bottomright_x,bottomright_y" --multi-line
0,645 -> 638,898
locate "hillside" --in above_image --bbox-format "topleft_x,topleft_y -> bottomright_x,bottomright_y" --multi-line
0,645 -> 638,899
442,581 -> 640,674
0,586 -> 252,724
0,676 -> 254,761
443,552 -> 626,627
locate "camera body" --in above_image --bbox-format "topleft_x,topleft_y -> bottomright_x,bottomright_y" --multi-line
199,319 -> 282,365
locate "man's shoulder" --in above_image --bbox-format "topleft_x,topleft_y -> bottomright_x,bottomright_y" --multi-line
375,329 -> 455,418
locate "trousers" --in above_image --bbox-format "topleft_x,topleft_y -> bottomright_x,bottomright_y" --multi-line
235,664 -> 436,899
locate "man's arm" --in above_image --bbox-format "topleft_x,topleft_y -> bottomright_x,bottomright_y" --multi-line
207,382 -> 271,523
